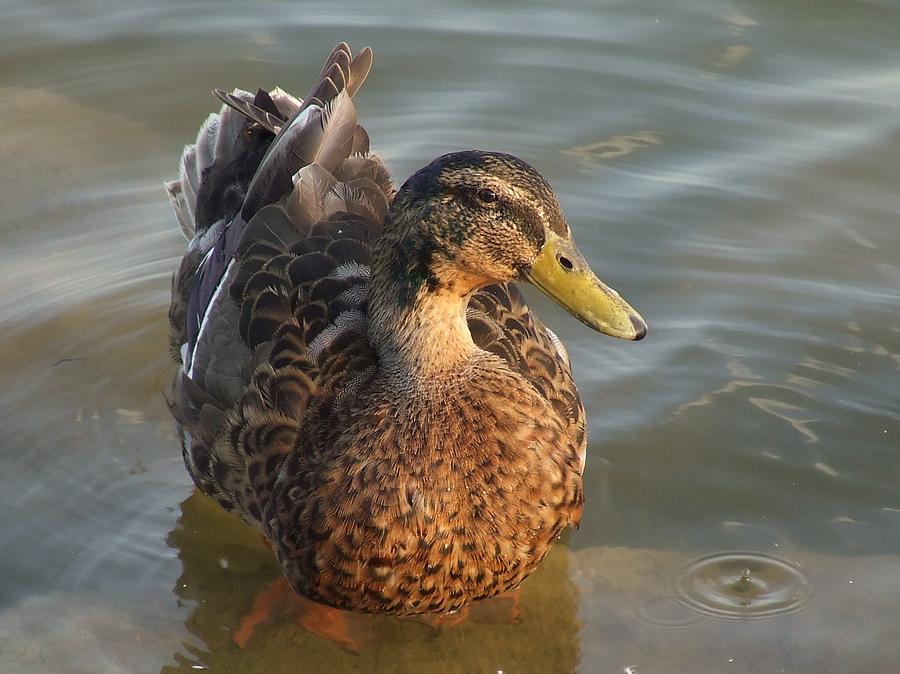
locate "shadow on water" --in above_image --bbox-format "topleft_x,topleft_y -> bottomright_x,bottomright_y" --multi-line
163,491 -> 580,674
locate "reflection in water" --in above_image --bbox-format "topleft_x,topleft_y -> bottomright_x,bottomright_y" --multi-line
163,492 -> 579,674
722,10 -> 758,31
672,356 -> 830,443
709,44 -> 750,70
562,131 -> 663,162
748,397 -> 819,443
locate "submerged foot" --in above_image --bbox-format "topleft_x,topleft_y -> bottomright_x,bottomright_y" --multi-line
233,577 -> 368,653
407,587 -> 523,630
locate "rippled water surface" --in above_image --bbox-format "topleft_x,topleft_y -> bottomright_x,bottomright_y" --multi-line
2,1 -> 899,672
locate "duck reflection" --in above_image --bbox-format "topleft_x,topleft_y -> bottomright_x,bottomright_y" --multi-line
163,490 -> 580,673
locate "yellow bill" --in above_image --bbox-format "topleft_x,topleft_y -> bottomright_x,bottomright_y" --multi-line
524,231 -> 647,340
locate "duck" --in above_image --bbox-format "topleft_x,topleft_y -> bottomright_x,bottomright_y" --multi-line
166,42 -> 646,617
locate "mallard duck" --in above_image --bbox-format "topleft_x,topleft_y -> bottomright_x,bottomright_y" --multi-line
166,42 -> 646,616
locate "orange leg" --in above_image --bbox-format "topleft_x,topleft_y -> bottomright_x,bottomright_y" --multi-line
233,576 -> 292,648
233,576 -> 367,653
408,604 -> 472,630
291,594 -> 368,654
409,587 -> 524,630
469,587 -> 523,624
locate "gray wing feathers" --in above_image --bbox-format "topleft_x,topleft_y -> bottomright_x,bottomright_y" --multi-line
285,163 -> 338,227
186,259 -> 251,405
270,87 -> 302,118
165,178 -> 194,241
346,48 -> 373,97
213,88 -> 285,134
169,43 -> 384,383
166,94 -> 256,239
240,42 -> 372,221
241,91 -> 359,220
166,44 -> 388,527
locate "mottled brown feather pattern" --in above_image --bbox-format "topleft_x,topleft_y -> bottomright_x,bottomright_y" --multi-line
266,357 -> 584,614
167,43 -> 588,615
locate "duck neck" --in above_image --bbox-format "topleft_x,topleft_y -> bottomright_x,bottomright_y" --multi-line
367,222 -> 479,381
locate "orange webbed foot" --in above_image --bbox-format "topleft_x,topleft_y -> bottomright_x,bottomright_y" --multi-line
408,587 -> 524,631
292,594 -> 369,654
233,576 -> 368,653
233,576 -> 292,648
407,604 -> 472,630
468,587 -> 523,624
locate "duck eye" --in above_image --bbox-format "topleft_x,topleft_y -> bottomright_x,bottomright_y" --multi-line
477,188 -> 498,203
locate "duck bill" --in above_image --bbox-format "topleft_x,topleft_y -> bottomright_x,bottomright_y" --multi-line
524,232 -> 647,340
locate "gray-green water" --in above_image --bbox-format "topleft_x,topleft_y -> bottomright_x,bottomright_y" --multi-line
2,1 -> 899,672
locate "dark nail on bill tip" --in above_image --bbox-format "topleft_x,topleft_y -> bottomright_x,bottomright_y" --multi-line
630,315 -> 647,340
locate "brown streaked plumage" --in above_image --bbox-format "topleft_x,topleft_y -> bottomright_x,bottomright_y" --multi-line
166,42 -> 645,615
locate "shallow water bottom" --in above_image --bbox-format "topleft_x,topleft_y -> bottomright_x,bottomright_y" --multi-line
3,489 -> 896,674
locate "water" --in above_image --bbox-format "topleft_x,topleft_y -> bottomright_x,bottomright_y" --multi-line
674,551 -> 810,619
1,1 -> 898,672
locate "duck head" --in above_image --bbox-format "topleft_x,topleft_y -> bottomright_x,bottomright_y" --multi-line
386,150 -> 647,340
